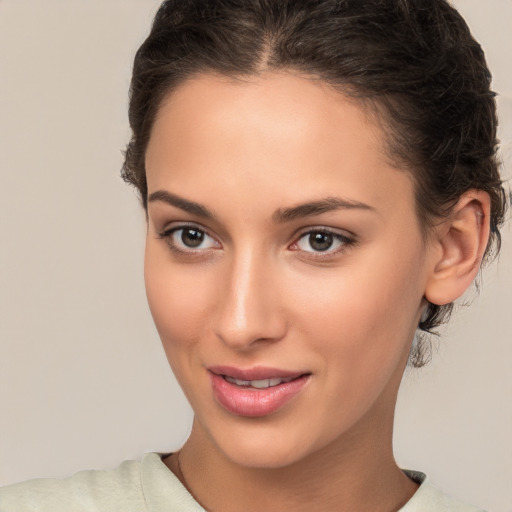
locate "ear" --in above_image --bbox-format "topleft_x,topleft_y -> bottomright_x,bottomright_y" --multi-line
425,190 -> 491,306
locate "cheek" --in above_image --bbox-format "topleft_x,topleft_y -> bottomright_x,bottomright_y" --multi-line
288,244 -> 425,382
144,242 -> 213,369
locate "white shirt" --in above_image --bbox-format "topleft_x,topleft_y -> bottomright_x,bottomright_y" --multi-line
0,453 -> 485,511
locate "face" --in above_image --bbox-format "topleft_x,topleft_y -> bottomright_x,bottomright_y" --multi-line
144,72 -> 433,468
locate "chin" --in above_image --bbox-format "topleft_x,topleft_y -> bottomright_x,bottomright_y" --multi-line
218,439 -> 308,469
196,412 -> 336,470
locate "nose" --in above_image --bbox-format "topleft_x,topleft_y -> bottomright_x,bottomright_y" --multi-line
213,250 -> 287,351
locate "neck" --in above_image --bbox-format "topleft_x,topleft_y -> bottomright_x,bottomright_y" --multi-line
165,402 -> 417,512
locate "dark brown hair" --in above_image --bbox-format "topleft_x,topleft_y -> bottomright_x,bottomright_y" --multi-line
122,0 -> 507,366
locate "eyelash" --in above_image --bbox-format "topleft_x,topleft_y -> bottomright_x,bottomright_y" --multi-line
156,224 -> 356,259
290,228 -> 356,258
156,223 -> 220,256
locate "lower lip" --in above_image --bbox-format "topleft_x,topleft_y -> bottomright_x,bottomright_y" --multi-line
209,373 -> 310,417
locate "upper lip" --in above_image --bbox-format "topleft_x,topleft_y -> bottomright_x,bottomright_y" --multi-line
208,365 -> 309,381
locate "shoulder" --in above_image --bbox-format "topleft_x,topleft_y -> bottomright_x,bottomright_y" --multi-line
400,470 -> 487,512
0,453 -> 204,512
0,458 -> 145,512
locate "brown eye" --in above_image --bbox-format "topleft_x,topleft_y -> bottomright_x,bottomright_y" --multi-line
181,228 -> 205,248
294,229 -> 353,255
308,232 -> 334,251
158,224 -> 220,253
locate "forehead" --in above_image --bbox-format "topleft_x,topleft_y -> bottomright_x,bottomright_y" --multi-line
145,71 -> 414,219
148,71 -> 386,163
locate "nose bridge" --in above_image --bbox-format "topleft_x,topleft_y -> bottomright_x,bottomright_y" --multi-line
214,245 -> 285,349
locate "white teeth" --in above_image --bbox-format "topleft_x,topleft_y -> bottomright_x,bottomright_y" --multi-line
224,376 -> 295,389
251,379 -> 273,389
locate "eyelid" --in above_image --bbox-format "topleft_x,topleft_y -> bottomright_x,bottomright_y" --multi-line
289,226 -> 357,256
292,224 -> 356,239
156,222 -> 222,253
156,221 -> 356,258
157,220 -> 212,236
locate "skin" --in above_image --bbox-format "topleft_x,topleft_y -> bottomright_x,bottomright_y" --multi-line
143,72 -> 490,512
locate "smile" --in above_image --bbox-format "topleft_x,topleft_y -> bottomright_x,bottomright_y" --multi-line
223,375 -> 296,389
208,366 -> 311,417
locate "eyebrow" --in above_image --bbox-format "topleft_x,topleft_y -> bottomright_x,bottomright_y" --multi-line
148,190 -> 215,219
148,190 -> 375,223
272,197 -> 376,223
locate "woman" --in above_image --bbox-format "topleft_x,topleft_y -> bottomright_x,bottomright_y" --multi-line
0,0 -> 507,510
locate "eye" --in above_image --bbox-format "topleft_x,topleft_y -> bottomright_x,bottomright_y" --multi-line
157,225 -> 220,253
292,229 -> 354,255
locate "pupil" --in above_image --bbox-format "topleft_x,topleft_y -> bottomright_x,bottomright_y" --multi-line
182,229 -> 204,247
309,232 -> 333,251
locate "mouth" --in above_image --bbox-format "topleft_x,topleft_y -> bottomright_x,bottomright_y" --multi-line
222,375 -> 299,389
208,366 -> 311,417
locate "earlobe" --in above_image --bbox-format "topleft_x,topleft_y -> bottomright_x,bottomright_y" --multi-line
425,190 -> 491,306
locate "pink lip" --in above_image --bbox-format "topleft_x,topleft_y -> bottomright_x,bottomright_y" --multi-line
208,366 -> 310,418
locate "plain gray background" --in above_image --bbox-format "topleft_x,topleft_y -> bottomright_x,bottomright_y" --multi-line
0,1 -> 510,511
